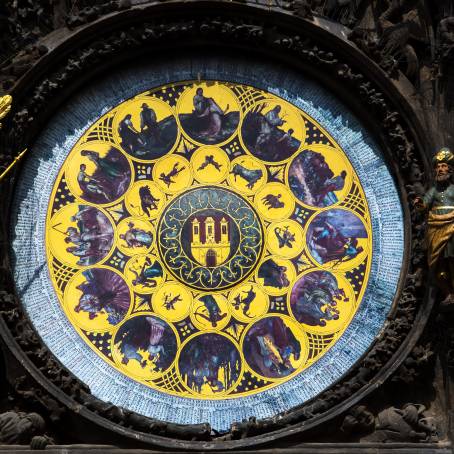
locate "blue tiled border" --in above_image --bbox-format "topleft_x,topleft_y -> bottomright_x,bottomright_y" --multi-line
11,56 -> 404,431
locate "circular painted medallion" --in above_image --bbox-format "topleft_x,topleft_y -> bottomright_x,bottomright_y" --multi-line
13,60 -> 403,430
41,79 -> 373,399
158,186 -> 263,291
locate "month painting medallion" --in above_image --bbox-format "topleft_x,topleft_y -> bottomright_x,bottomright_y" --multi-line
42,80 -> 373,402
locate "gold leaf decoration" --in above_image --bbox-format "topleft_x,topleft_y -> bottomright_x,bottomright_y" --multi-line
0,95 -> 12,128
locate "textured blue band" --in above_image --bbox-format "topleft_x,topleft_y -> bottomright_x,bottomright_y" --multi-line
11,55 -> 404,431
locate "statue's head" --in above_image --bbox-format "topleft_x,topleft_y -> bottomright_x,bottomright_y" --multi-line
17,412 -> 45,438
433,148 -> 454,183
26,413 -> 45,434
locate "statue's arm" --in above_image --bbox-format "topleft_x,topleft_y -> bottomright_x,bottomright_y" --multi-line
422,187 -> 436,207
414,187 -> 435,211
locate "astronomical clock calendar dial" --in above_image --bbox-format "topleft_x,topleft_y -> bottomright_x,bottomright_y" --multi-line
13,62 -> 403,430
44,81 -> 372,398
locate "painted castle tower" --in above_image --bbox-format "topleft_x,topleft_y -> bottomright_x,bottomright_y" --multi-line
190,216 -> 230,267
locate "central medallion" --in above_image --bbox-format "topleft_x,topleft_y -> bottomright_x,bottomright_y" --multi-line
158,187 -> 263,290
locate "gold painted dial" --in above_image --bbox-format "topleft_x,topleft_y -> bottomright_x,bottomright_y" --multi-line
46,80 -> 372,399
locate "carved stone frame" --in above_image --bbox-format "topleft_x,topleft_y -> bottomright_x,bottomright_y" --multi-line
0,1 -> 432,449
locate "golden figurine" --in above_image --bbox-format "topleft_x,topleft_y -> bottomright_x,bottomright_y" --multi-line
415,148 -> 454,306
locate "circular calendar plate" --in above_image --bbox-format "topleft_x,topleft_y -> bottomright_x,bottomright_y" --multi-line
12,58 -> 404,431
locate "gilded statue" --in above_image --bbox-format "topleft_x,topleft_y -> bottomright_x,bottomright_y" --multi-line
415,148 -> 454,306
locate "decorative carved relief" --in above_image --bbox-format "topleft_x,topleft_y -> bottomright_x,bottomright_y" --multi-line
0,1 -> 436,447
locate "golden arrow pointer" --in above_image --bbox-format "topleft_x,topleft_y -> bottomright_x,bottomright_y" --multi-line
0,95 -> 27,182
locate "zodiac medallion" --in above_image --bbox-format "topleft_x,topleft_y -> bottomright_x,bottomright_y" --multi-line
44,80 -> 372,400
